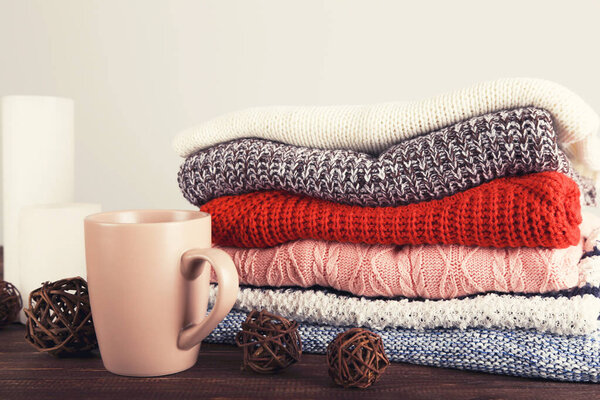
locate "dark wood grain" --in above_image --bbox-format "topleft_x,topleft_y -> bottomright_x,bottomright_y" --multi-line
1,248 -> 600,399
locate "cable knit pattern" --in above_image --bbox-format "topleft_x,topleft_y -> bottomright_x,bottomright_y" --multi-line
212,222 -> 600,301
202,172 -> 582,249
209,285 -> 600,335
215,223 -> 600,299
206,308 -> 600,382
179,108 -> 597,207
173,78 -> 600,175
216,238 -> 585,299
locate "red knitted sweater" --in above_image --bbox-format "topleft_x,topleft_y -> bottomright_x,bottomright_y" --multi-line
201,172 -> 582,249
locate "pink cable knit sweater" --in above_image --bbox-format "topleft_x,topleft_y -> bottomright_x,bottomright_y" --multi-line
217,240 -> 586,299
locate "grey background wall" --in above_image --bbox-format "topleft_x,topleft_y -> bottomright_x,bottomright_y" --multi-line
1,0 -> 599,243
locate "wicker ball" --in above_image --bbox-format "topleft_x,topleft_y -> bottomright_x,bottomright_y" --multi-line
24,277 -> 97,356
327,328 -> 390,389
235,310 -> 302,373
0,280 -> 22,327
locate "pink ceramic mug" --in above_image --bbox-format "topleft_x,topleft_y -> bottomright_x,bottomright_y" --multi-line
84,210 -> 238,377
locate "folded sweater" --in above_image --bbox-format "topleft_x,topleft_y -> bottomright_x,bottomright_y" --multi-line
209,284 -> 600,335
216,234 -> 595,299
203,172 -> 582,248
173,78 -> 600,176
180,108 -> 597,207
205,308 -> 600,383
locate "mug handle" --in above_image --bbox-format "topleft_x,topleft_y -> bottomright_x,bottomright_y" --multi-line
177,248 -> 239,350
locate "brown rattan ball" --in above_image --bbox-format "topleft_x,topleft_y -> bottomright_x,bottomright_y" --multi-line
0,280 -> 22,327
327,328 -> 390,389
235,310 -> 302,374
24,277 -> 97,356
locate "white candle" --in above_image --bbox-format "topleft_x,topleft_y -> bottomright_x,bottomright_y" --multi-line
2,96 -> 75,306
18,203 -> 102,305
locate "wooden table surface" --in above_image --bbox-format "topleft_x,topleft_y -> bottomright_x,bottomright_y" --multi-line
2,247 -> 600,399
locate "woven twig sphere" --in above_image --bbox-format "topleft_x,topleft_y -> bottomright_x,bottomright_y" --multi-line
24,277 -> 97,356
0,280 -> 22,327
327,328 -> 390,389
235,310 -> 302,373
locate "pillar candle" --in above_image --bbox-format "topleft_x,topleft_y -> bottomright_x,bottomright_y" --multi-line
18,203 -> 102,306
2,96 -> 75,305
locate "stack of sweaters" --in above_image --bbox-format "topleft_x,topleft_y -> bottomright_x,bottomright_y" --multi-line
174,78 -> 600,382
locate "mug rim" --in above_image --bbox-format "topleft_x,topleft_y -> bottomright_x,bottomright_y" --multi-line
85,209 -> 209,226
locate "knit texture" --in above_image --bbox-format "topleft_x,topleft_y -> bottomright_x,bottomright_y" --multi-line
202,172 -> 582,249
205,308 -> 600,383
217,237 -> 587,299
209,284 -> 600,335
173,78 -> 600,175
179,108 -> 597,207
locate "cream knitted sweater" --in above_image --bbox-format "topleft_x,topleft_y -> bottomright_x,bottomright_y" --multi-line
209,285 -> 600,335
173,78 -> 600,175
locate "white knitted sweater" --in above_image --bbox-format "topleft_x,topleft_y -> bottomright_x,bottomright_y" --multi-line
209,285 -> 600,335
173,78 -> 600,175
